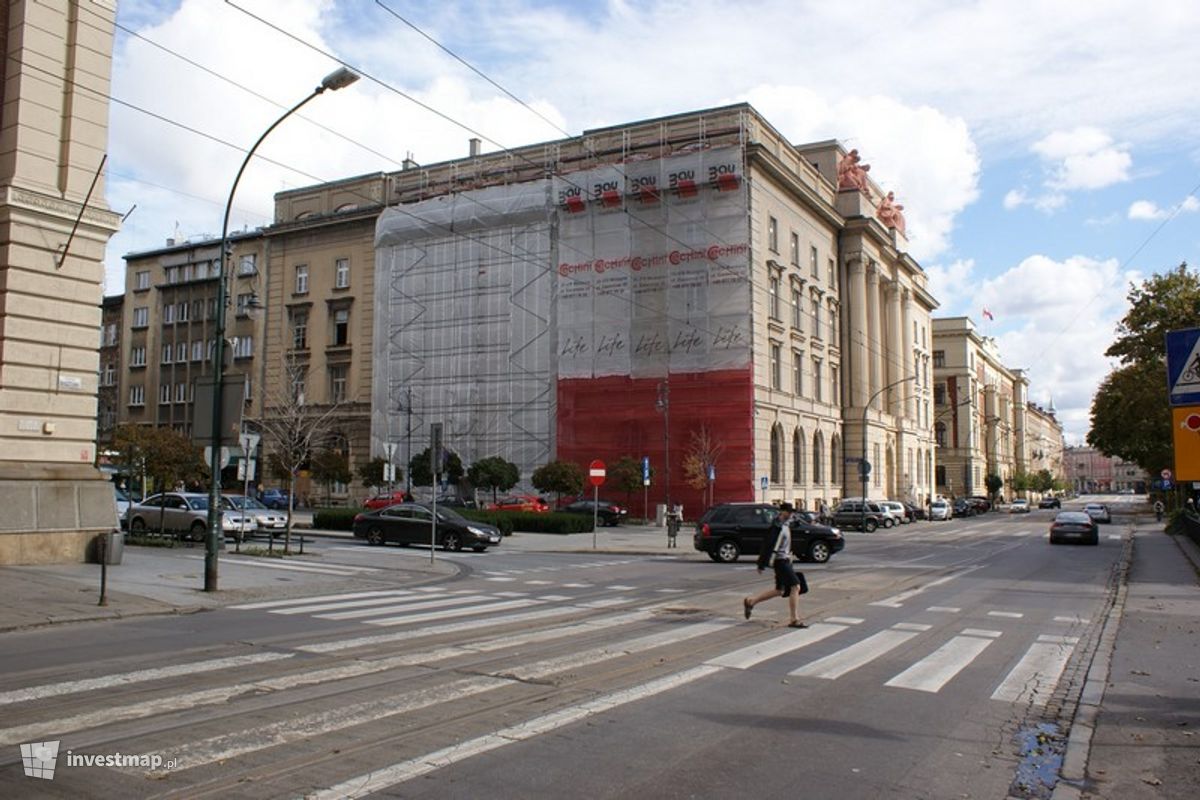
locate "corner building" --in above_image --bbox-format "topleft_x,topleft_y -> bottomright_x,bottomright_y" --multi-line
369,105 -> 937,512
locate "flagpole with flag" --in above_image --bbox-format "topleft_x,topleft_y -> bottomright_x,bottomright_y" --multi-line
982,307 -> 995,323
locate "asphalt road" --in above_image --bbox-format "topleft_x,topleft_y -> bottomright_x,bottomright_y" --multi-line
0,499 -> 1134,799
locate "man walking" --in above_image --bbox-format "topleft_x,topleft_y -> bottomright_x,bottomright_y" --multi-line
743,502 -> 807,628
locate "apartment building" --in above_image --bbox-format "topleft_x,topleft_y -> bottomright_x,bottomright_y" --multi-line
97,294 -> 123,455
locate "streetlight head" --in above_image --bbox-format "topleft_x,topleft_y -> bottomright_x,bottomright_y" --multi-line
320,66 -> 360,92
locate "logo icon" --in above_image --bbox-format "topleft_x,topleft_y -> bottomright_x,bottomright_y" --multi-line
20,740 -> 60,780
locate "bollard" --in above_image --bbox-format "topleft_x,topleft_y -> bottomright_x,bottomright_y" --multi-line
97,533 -> 108,607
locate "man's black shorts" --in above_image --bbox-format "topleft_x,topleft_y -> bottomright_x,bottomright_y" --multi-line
773,558 -> 805,596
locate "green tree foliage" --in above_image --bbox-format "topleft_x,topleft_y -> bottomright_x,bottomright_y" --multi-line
468,456 -> 520,504
1089,263 -> 1200,473
1008,471 -> 1032,494
409,447 -> 464,487
531,460 -> 584,503
356,457 -> 389,489
113,424 -> 206,496
985,473 -> 1004,501
608,457 -> 644,506
310,448 -> 352,506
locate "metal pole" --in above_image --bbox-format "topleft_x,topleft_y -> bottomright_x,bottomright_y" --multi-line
203,67 -> 358,592
406,387 -> 413,496
592,483 -> 599,550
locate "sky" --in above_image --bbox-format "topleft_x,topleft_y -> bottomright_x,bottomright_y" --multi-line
102,0 -> 1200,445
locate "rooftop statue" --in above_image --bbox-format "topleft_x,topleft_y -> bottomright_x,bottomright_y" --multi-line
876,191 -> 906,235
837,148 -> 872,194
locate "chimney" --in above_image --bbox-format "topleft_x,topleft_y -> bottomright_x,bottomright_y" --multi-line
402,151 -> 418,170
469,137 -> 481,157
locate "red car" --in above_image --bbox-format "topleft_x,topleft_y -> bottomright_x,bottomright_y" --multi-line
363,490 -> 410,510
487,495 -> 549,513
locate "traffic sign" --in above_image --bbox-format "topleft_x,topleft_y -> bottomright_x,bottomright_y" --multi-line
589,459 -> 606,487
1166,327 -> 1200,406
760,476 -> 768,491
642,456 -> 650,480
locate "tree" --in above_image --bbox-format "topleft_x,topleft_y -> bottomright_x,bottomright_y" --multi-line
253,355 -> 344,552
357,457 -> 389,490
113,424 -> 206,535
409,446 -> 464,487
310,447 -> 352,506
608,457 -> 643,507
985,473 -> 1003,503
1089,262 -> 1200,473
682,426 -> 724,506
1008,471 -> 1032,496
468,456 -> 519,504
531,460 -> 584,504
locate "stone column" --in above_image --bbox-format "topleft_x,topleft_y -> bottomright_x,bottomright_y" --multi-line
902,288 -> 915,419
846,254 -> 868,409
866,263 -> 882,407
886,281 -> 904,417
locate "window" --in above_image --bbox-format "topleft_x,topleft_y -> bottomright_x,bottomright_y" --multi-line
768,276 -> 780,320
770,342 -> 781,390
192,300 -> 205,321
767,216 -> 778,253
934,383 -> 945,405
292,369 -> 306,404
335,258 -> 350,289
243,378 -> 252,402
828,258 -> 836,289
333,309 -> 349,346
295,264 -> 309,295
176,342 -> 187,362
163,304 -> 175,324
810,245 -> 819,278
166,267 -> 178,284
192,340 -> 204,362
159,384 -> 171,404
102,323 -> 117,347
291,309 -> 309,350
233,336 -> 253,359
182,264 -> 193,282
813,433 -> 824,483
831,365 -> 839,405
329,365 -> 348,403
130,346 -> 146,367
812,356 -> 823,402
831,435 -> 841,487
175,383 -> 187,403
811,297 -> 821,337
933,350 -> 945,368
770,425 -> 784,484
177,301 -> 189,323
238,254 -> 257,276
789,232 -> 799,266
791,287 -> 802,328
236,293 -> 253,316
792,350 -> 803,396
935,421 -> 947,446
132,307 -> 148,328
101,363 -> 115,386
161,344 -> 173,364
794,428 -> 806,485
129,385 -> 144,406
135,270 -> 150,290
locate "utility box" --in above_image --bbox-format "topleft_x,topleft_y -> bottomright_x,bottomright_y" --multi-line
94,530 -> 124,565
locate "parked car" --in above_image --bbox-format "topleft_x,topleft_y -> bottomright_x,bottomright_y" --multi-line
561,499 -> 628,526
831,500 -> 888,532
1049,511 -> 1099,545
929,499 -> 952,521
968,496 -> 992,513
260,488 -> 291,510
488,495 -> 549,513
220,495 -> 288,538
902,502 -> 926,522
114,486 -> 131,530
1009,499 -> 1030,514
1038,496 -> 1061,509
363,490 -> 411,510
878,501 -> 909,525
126,492 -> 254,540
952,498 -> 977,518
1083,502 -> 1112,524
435,494 -> 477,509
352,502 -> 502,552
692,503 -> 844,563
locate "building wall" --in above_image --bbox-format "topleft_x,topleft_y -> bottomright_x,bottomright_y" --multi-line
0,1 -> 122,564
97,294 -> 122,454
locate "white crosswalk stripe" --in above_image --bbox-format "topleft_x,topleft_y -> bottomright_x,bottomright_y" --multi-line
884,629 -> 999,692
990,635 -> 1079,705
790,624 -> 929,680
315,594 -> 490,621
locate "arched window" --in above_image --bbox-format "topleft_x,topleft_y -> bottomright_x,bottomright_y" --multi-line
935,421 -> 947,447
812,431 -> 824,484
770,424 -> 784,484
831,435 -> 842,487
792,428 -> 803,485
794,428 -> 806,486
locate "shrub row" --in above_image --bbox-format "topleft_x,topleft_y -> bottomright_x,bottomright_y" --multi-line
313,508 -> 360,531
314,507 -> 595,536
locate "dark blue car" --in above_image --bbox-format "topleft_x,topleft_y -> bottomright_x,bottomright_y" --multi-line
260,488 -> 290,510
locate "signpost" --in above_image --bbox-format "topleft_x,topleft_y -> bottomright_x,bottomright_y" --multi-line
429,423 -> 443,563
642,456 -> 650,524
589,459 -> 606,549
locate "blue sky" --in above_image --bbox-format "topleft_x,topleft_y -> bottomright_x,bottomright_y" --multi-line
104,0 -> 1200,444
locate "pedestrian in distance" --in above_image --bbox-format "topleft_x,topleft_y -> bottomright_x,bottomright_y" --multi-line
743,502 -> 808,628
1154,499 -> 1164,522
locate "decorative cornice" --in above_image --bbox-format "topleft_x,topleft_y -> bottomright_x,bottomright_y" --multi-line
4,186 -> 121,231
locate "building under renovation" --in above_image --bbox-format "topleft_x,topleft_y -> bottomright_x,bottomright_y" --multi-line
371,104 -> 939,513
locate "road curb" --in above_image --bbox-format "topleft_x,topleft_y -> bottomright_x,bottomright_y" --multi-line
1050,526 -> 1134,800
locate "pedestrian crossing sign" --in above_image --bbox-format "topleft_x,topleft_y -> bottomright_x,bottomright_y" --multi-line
1166,327 -> 1200,406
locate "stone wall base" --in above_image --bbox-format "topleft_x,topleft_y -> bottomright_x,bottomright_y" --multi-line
0,464 -> 118,564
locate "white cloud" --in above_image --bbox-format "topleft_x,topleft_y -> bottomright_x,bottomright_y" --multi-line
1003,189 -> 1027,210
1127,195 -> 1200,222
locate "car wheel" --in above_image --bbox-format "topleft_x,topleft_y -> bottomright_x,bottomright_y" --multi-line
864,519 -> 878,533
190,521 -> 207,541
715,540 -> 741,563
366,527 -> 384,546
1049,535 -> 1059,545
707,551 -> 724,562
1088,534 -> 1099,546
443,532 -> 463,552
809,541 -> 831,563
472,546 -> 487,553
130,517 -> 146,534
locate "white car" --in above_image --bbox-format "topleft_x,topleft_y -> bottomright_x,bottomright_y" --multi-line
929,500 -> 951,521
220,495 -> 288,538
1009,499 -> 1030,513
1083,502 -> 1112,524
878,501 -> 909,525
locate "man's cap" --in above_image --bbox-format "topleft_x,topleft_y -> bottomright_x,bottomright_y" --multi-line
777,502 -> 795,513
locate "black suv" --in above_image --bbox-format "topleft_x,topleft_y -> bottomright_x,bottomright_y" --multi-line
693,503 -> 845,563
831,500 -> 887,532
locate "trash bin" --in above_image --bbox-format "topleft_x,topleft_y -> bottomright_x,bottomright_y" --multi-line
655,503 -> 667,527
96,530 -> 124,565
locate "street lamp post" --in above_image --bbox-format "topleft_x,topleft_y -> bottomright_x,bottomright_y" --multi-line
861,376 -> 916,532
204,66 -> 360,592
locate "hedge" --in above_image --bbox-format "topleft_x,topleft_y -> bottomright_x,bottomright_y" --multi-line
313,508 -> 360,531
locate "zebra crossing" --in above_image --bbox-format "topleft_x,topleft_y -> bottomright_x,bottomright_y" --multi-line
0,586 -> 1093,797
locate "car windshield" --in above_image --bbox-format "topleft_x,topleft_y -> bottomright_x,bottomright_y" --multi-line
226,497 -> 267,510
435,507 -> 466,523
1056,512 -> 1090,523
185,496 -> 209,510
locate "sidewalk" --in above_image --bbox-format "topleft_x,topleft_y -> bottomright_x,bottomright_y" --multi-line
1055,523 -> 1200,800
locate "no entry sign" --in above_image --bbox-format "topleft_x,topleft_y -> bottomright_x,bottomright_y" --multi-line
589,459 -> 606,487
